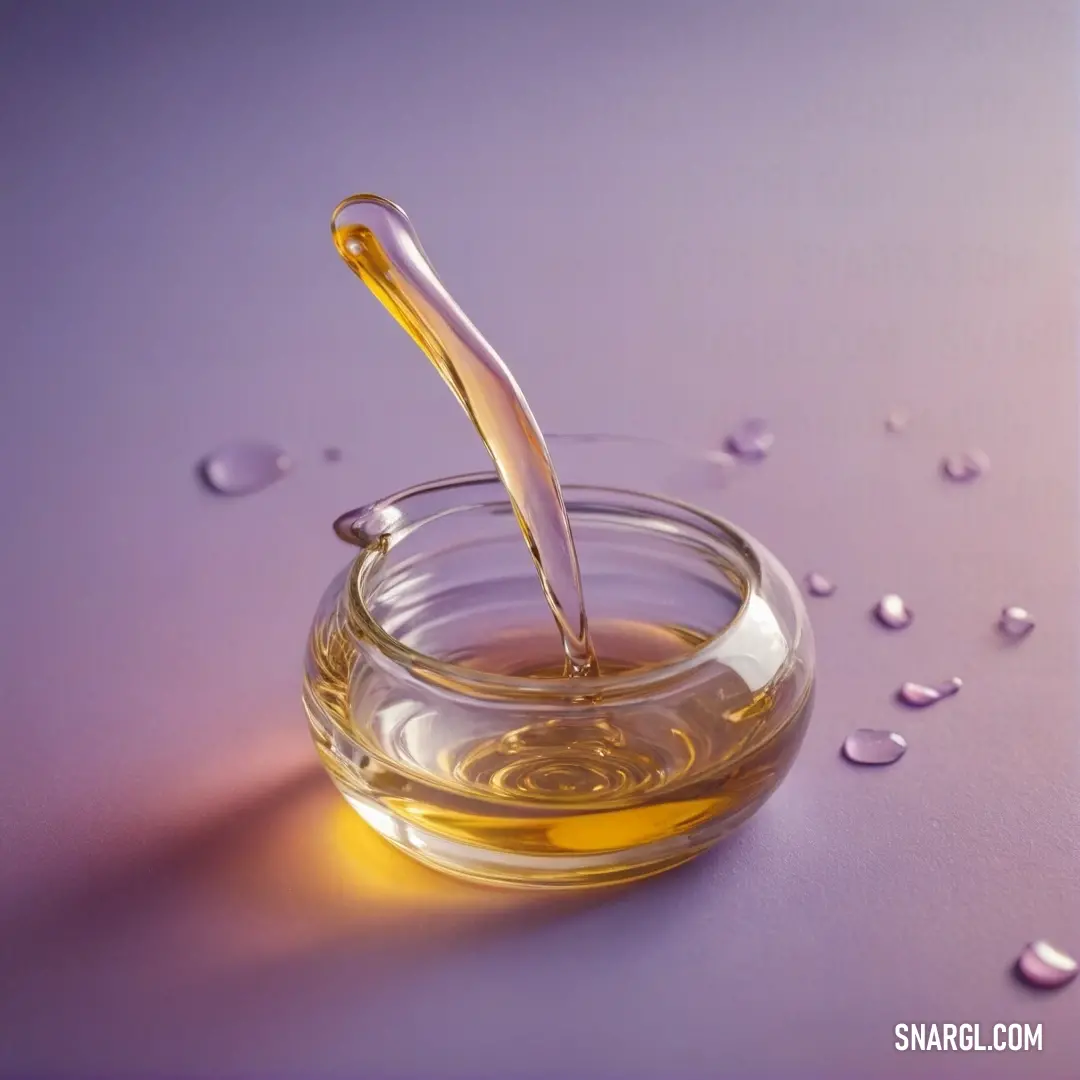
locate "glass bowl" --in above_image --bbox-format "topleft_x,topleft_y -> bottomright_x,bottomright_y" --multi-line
303,435 -> 814,888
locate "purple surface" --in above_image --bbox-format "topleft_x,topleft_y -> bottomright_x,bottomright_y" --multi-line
1,2 -> 1078,1077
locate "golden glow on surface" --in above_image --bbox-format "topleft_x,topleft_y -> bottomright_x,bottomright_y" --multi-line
14,763 -> 583,990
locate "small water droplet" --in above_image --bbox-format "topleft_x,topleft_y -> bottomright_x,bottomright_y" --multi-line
323,446 -> 343,463
896,677 -> 962,708
874,593 -> 912,629
724,418 -> 773,461
941,450 -> 989,482
332,502 -> 406,546
197,442 -> 291,496
885,408 -> 910,433
805,572 -> 836,597
999,606 -> 1035,638
1016,941 -> 1077,989
842,729 -> 907,766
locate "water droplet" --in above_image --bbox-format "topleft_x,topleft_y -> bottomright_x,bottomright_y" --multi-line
874,593 -> 912,629
842,729 -> 907,766
724,418 -> 773,461
941,450 -> 989,482
999,606 -> 1035,638
197,442 -> 291,496
896,677 -> 962,708
323,446 -> 343,463
1016,941 -> 1077,989
805,572 -> 836,597
332,502 -> 406,546
885,408 -> 910,433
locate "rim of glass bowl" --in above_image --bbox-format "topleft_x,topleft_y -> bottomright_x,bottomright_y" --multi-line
333,468 -> 801,704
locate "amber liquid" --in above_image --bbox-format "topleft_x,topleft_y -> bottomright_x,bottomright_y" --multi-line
307,613 -> 811,872
331,196 -> 597,675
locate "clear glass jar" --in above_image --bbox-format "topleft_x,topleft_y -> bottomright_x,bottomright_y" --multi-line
303,437 -> 814,888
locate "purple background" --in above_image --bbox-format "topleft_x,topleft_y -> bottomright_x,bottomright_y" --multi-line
1,2 -> 1078,1077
